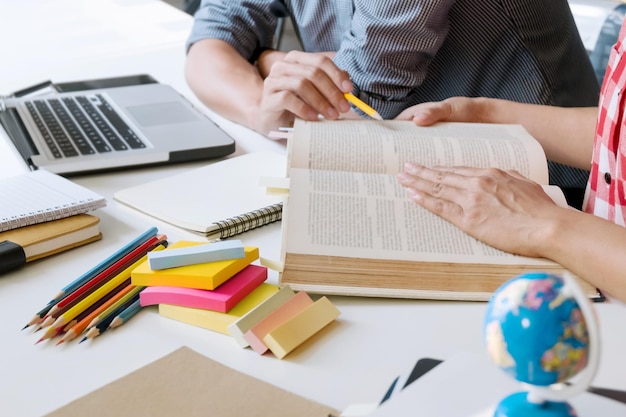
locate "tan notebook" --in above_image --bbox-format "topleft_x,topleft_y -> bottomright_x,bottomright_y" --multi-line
45,346 -> 339,417
0,213 -> 102,274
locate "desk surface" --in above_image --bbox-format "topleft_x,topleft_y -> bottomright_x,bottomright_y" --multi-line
1,2 -> 625,416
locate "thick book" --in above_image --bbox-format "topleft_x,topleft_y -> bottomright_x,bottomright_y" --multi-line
279,119 -> 601,301
0,169 -> 106,232
113,152 -> 287,239
0,213 -> 102,274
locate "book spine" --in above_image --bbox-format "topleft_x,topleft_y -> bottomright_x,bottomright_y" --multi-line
210,203 -> 283,239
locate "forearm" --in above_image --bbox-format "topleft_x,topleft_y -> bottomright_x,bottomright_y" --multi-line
185,39 -> 264,130
539,208 -> 626,302
333,0 -> 454,109
477,98 -> 597,170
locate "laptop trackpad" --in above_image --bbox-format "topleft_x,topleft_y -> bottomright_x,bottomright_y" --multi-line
126,102 -> 199,127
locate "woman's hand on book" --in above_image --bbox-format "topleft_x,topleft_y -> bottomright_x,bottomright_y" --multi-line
397,162 -> 564,258
256,51 -> 353,134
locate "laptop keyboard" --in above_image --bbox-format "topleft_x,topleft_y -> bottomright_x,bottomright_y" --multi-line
24,94 -> 146,159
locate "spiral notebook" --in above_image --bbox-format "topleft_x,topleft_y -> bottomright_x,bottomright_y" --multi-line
0,169 -> 106,232
113,152 -> 287,239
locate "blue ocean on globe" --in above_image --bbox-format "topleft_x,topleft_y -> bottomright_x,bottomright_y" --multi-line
484,272 -> 589,386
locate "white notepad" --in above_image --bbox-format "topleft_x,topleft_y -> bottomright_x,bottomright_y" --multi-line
113,151 -> 287,236
367,351 -> 626,417
0,169 -> 106,232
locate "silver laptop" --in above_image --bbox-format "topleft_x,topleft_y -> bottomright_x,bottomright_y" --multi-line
0,81 -> 235,175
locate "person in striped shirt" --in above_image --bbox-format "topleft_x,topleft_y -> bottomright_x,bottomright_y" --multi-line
185,1 -> 598,208
396,21 -> 626,303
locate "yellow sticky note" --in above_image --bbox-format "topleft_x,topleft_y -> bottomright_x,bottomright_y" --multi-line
131,241 -> 258,290
262,296 -> 340,359
158,283 -> 280,334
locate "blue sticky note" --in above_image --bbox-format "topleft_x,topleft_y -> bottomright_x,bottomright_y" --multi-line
148,240 -> 245,270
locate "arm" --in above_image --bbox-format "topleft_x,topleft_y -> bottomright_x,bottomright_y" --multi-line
185,39 -> 264,130
396,97 -> 598,171
184,1 -> 353,135
333,0 -> 456,106
397,163 -> 626,302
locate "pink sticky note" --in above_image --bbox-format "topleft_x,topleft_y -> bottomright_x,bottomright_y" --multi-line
243,291 -> 313,354
140,264 -> 267,313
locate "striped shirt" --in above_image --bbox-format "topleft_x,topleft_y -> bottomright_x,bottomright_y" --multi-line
188,0 -> 600,189
585,21 -> 626,225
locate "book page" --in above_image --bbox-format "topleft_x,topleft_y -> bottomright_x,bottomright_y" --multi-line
290,119 -> 549,184
285,168 -> 561,266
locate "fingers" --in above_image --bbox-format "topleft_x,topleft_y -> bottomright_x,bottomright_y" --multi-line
265,51 -> 353,120
394,97 -> 486,126
397,163 -> 465,201
397,164 -> 466,222
395,102 -> 454,126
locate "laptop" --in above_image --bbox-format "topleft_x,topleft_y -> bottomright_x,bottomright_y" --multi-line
0,75 -> 235,176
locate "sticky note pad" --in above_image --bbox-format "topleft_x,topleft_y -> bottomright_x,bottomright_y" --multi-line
131,241 -> 259,290
262,297 -> 340,359
148,240 -> 245,270
158,283 -> 280,335
139,264 -> 267,313
244,291 -> 314,354
227,285 -> 296,348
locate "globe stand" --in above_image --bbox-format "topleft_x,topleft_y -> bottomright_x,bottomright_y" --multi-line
494,392 -> 575,417
485,272 -> 600,417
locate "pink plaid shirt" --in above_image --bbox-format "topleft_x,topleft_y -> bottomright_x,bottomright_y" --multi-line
585,21 -> 626,226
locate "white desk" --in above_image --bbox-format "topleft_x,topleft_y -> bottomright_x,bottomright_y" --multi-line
1,2 -> 625,416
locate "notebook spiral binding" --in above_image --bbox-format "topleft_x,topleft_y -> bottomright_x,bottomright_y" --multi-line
212,202 -> 283,239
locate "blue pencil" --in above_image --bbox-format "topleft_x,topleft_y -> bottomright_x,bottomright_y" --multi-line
108,298 -> 143,329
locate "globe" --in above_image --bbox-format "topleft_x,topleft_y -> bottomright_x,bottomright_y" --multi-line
483,272 -> 600,417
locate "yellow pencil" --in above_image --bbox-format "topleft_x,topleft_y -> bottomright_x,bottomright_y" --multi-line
344,92 -> 383,120
37,246 -> 164,343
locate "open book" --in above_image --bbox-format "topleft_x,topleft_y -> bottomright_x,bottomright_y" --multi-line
279,119 -> 601,301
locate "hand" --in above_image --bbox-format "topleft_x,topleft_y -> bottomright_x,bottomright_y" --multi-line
395,97 -> 490,126
256,51 -> 354,134
396,162 -> 566,258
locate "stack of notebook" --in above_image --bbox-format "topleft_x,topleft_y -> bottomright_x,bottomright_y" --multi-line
0,169 -> 106,274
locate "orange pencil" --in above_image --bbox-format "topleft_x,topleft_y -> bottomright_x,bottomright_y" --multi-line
57,283 -> 137,345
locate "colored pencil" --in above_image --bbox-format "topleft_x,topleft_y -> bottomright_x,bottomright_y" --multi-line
109,299 -> 143,329
47,234 -> 166,318
23,227 -> 158,329
87,285 -> 145,329
57,282 -> 137,345
37,245 -> 165,343
35,235 -> 166,331
49,279 -> 132,343
49,227 -> 158,301
80,294 -> 141,343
